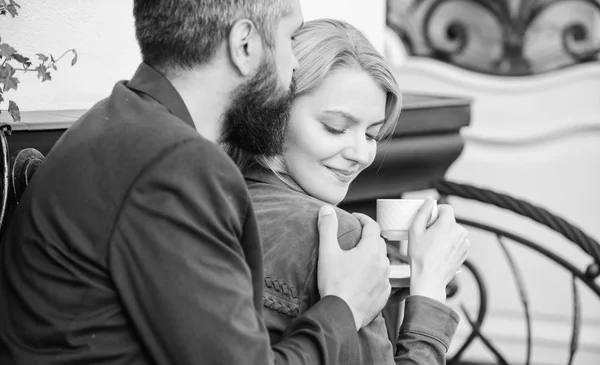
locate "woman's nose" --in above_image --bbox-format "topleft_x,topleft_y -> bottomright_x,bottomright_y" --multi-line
342,134 -> 371,165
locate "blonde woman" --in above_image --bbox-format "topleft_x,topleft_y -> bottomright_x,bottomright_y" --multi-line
225,19 -> 465,365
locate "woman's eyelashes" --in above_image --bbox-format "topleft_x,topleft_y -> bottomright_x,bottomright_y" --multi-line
321,122 -> 381,142
322,123 -> 345,135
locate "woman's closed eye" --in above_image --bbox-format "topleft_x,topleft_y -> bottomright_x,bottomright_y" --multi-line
322,123 -> 346,135
322,123 -> 381,142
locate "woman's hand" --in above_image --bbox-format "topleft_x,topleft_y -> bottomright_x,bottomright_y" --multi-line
407,198 -> 470,303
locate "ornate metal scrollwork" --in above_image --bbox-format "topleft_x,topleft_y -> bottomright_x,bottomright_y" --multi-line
387,0 -> 600,75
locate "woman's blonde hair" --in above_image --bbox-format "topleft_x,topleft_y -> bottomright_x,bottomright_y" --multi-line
227,18 -> 402,177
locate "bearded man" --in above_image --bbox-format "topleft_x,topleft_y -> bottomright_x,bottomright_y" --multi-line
0,1 -> 393,364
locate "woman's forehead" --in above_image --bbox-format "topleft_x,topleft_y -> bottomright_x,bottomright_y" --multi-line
300,68 -> 387,123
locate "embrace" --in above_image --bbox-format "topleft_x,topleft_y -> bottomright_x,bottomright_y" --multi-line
0,1 -> 470,364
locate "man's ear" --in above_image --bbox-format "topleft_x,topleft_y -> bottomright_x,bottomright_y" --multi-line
228,19 -> 263,77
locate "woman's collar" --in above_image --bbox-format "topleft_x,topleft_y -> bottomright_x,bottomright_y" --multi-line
243,167 -> 307,195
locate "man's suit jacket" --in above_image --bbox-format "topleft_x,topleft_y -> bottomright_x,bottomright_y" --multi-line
0,63 -> 359,365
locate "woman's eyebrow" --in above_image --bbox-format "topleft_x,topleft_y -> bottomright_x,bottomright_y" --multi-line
323,110 -> 359,125
323,110 -> 385,127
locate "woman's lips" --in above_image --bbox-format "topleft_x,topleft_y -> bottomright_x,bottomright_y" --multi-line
326,166 -> 357,183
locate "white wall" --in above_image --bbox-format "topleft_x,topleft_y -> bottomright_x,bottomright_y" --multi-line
0,0 -> 385,112
0,0 -> 140,112
301,0 -> 386,52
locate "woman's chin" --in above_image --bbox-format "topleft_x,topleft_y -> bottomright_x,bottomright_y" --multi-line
313,190 -> 347,206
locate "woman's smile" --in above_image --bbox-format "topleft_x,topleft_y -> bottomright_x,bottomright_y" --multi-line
325,166 -> 358,184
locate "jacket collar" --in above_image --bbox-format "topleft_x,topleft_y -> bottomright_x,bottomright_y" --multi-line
244,167 -> 307,195
126,63 -> 195,128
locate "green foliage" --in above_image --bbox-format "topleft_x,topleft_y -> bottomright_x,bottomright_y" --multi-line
0,0 -> 78,122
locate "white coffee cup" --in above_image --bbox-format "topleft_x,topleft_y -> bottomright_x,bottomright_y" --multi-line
376,199 -> 438,241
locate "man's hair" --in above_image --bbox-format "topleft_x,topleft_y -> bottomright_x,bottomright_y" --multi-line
133,0 -> 290,72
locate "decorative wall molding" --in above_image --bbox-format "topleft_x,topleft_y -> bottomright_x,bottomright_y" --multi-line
462,118 -> 600,146
391,57 -> 600,93
389,57 -> 600,132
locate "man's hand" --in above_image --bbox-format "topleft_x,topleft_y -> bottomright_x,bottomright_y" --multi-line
408,198 -> 470,303
316,205 -> 391,331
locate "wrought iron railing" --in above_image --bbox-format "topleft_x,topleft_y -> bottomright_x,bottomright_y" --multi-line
0,124 -> 45,237
434,179 -> 600,365
0,123 -> 12,234
387,0 -> 600,76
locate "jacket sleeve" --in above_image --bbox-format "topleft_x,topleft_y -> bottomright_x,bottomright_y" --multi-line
338,221 -> 396,365
394,296 -> 460,365
108,139 -> 359,365
337,213 -> 461,365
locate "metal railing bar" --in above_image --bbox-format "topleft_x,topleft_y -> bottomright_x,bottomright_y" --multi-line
460,304 -> 510,365
567,275 -> 581,365
449,260 -> 488,363
456,218 -> 600,297
497,235 -> 532,365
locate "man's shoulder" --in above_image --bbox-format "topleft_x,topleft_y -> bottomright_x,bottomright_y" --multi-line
28,84 -> 244,244
58,83 -> 238,183
75,84 -> 203,158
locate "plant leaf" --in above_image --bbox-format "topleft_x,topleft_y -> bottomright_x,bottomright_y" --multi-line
35,65 -> 51,82
2,76 -> 19,91
0,43 -> 17,59
12,53 -> 31,68
8,100 -> 20,122
36,53 -> 49,62
6,4 -> 19,17
0,64 -> 15,78
71,49 -> 78,66
6,0 -> 20,17
0,91 -> 4,104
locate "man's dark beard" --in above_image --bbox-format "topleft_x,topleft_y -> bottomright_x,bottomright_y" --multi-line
220,59 -> 295,157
